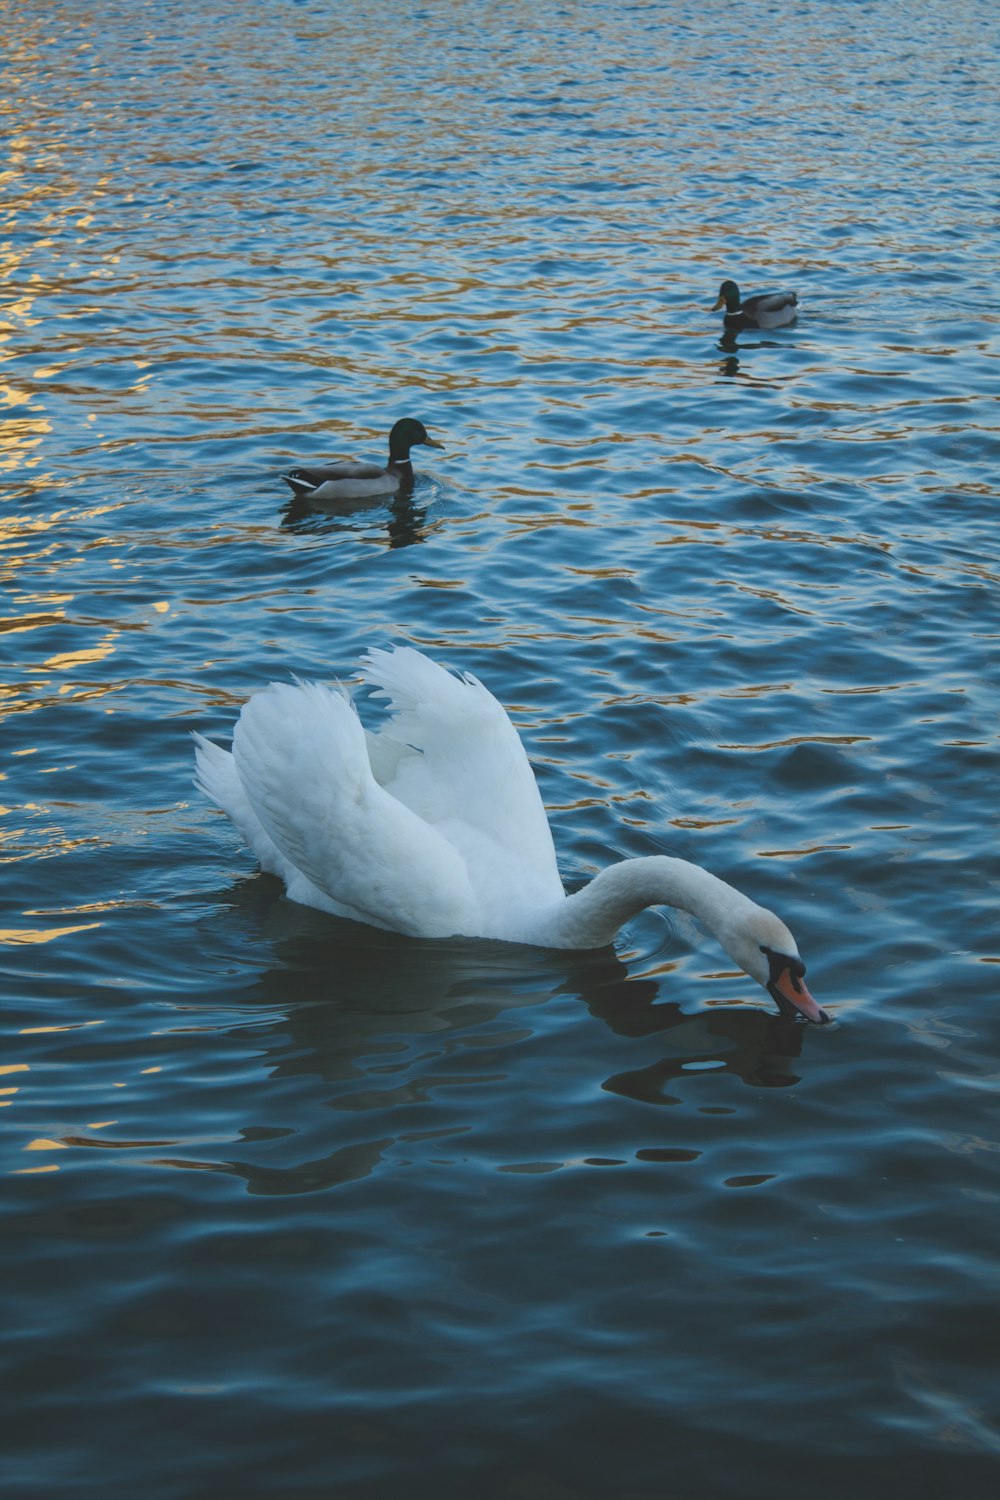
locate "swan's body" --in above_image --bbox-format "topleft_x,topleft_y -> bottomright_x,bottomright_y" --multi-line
193,647 -> 827,1022
712,278 -> 798,332
282,418 -> 443,503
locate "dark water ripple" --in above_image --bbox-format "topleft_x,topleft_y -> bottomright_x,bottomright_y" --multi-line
2,1 -> 1000,1496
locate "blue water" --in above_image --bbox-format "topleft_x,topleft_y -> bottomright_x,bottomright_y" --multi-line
2,1 -> 999,1495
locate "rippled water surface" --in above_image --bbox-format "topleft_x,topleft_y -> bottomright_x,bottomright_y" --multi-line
2,1 -> 999,1495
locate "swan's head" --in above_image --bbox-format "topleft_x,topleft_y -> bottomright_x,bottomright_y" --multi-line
724,905 -> 829,1024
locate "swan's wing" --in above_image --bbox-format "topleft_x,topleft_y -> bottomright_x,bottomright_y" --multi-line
230,680 -> 478,937
193,731 -> 286,877
360,647 -> 562,892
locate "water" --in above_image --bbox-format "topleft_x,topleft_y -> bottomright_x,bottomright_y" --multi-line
2,0 -> 999,1495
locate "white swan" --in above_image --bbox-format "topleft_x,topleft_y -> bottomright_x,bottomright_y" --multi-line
193,647 -> 828,1023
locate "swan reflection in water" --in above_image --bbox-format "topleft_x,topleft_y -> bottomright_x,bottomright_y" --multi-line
156,882 -> 816,1194
219,881 -> 813,1081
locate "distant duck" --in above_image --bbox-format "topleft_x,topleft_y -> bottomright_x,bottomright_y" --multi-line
282,418 -> 444,503
193,645 -> 829,1024
712,279 -> 798,332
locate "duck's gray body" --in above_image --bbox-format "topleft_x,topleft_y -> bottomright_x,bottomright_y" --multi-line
282,418 -> 443,503
283,457 -> 414,503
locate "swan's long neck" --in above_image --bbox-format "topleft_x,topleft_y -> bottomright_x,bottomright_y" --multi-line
532,856 -> 758,951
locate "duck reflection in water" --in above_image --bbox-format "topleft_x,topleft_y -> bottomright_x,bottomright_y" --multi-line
280,484 -> 433,549
714,342 -> 786,389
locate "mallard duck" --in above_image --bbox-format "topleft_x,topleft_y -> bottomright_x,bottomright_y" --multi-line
712,279 -> 798,332
193,647 -> 829,1023
282,418 -> 444,503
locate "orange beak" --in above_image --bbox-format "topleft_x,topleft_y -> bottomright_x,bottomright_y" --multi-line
770,964 -> 830,1024
711,294 -> 726,311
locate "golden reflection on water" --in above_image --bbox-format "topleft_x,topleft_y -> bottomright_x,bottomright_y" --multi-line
758,842 -> 853,859
719,734 -> 872,751
0,497 -> 167,722
0,922 -> 102,944
0,411 -> 51,472
24,899 -> 145,914
20,1020 -> 104,1034
1,608 -> 67,635
43,642 -> 115,671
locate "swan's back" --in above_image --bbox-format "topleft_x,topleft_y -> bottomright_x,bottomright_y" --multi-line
231,677 -> 481,935
362,648 -> 561,898
195,648 -> 565,940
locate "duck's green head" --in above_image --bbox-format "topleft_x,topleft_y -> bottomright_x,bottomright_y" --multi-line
712,280 -> 742,313
388,418 -> 444,461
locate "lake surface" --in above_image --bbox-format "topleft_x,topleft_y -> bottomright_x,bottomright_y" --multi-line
2,1 -> 999,1495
